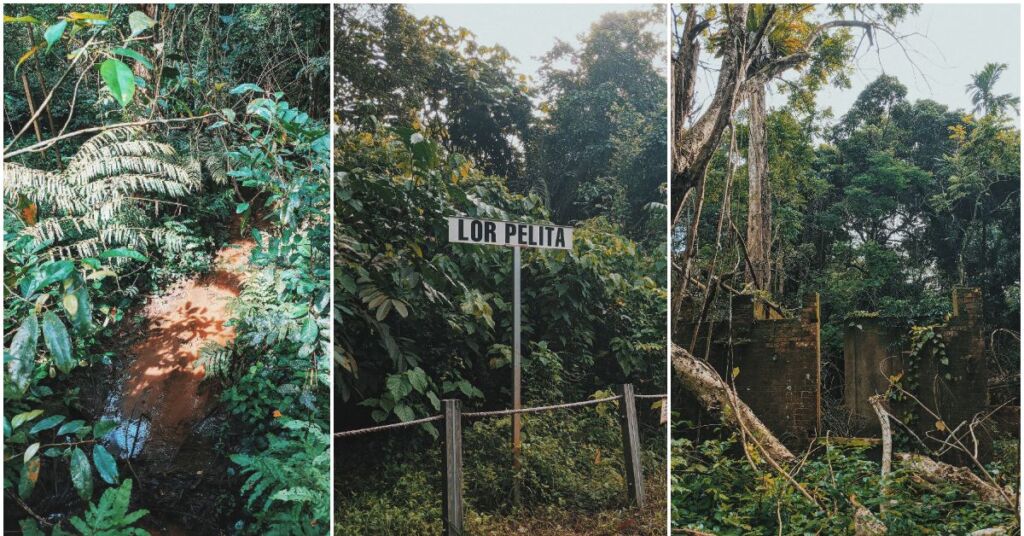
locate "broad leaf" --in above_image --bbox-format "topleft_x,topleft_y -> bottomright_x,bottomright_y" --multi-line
128,11 -> 156,36
43,20 -> 68,52
99,247 -> 147,262
99,59 -> 135,107
7,315 -> 39,394
111,47 -> 153,69
42,312 -> 74,374
11,409 -> 43,430
229,83 -> 263,95
92,444 -> 119,484
20,260 -> 74,297
57,420 -> 86,436
29,414 -> 65,434
69,446 -> 93,500
18,456 -> 40,499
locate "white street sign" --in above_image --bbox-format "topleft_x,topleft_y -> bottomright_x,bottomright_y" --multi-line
445,214 -> 575,504
447,216 -> 573,250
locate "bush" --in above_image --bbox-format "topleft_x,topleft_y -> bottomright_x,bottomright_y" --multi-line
672,431 -> 1018,535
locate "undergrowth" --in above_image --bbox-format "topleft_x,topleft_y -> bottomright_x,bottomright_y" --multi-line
671,430 -> 1019,535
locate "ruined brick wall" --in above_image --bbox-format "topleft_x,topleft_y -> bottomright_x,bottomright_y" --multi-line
843,288 -> 991,461
678,294 -> 821,449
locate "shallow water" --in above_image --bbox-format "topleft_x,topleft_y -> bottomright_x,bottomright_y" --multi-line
100,240 -> 254,462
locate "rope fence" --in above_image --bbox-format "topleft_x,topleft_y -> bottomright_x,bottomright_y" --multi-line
334,392 -> 667,436
333,384 -> 665,536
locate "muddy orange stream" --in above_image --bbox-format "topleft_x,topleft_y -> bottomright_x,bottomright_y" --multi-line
116,239 -> 254,460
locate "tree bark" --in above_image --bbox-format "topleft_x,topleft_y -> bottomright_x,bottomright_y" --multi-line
896,453 -> 1016,509
745,84 -> 771,290
671,344 -> 794,463
672,5 -> 749,222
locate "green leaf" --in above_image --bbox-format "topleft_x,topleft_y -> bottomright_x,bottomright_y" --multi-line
18,519 -> 45,536
43,20 -> 68,52
57,420 -> 86,436
221,108 -> 236,122
70,446 -> 93,500
111,47 -> 152,69
19,456 -> 40,499
300,316 -> 319,344
408,368 -> 428,394
128,10 -> 156,36
20,260 -> 74,296
92,419 -> 117,438
99,58 -> 135,107
229,83 -> 262,95
92,444 -> 119,484
67,277 -> 93,333
394,404 -> 415,422
287,304 -> 309,318
29,415 -> 65,434
427,391 -> 441,411
99,247 -> 148,262
42,311 -> 74,374
12,409 -> 44,430
236,202 -> 250,214
7,315 -> 39,394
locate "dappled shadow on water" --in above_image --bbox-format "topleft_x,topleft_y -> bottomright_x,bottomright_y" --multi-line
103,240 -> 254,462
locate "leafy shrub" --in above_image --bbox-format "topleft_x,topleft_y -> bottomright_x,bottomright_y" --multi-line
231,420 -> 329,535
672,432 -> 1017,535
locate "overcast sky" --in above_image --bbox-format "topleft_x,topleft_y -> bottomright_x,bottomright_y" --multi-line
778,4 -> 1021,122
408,4 -> 1019,124
407,4 -> 666,82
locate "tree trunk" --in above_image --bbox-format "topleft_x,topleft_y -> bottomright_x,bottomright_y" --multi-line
671,344 -> 794,463
896,453 -> 1016,508
671,5 -> 749,222
745,84 -> 771,290
133,5 -> 158,83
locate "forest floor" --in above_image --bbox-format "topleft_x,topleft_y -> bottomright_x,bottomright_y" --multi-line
113,238 -> 253,460
94,222 -> 255,534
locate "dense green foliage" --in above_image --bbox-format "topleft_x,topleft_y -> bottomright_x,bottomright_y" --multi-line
682,71 -> 1020,389
335,5 -> 667,533
338,406 -> 666,534
672,4 -> 1020,533
672,432 -> 1018,535
4,4 -> 328,533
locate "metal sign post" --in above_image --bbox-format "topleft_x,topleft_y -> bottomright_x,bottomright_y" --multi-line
447,216 -> 573,507
512,245 -> 522,505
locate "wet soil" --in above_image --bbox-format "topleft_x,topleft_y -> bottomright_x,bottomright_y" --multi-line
95,236 -> 255,534
109,239 -> 253,462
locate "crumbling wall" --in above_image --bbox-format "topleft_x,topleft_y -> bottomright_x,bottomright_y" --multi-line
843,288 -> 991,461
677,294 -> 821,449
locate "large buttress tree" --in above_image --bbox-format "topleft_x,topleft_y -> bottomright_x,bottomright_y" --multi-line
670,2 -> 918,450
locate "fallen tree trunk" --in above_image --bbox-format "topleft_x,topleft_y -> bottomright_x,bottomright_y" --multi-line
895,453 -> 1016,509
671,344 -> 794,463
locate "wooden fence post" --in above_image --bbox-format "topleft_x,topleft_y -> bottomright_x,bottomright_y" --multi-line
616,383 -> 645,507
442,399 -> 464,535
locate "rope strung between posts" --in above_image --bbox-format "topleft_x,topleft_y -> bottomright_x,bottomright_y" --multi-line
463,395 -> 621,418
334,414 -> 444,438
333,392 -> 667,437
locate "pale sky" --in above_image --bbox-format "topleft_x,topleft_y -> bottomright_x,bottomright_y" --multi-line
784,4 -> 1021,122
407,4 -> 666,82
405,4 -> 1018,123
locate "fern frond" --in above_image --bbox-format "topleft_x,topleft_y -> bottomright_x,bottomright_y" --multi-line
8,128 -> 203,259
